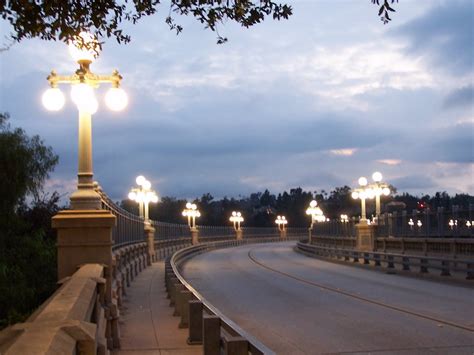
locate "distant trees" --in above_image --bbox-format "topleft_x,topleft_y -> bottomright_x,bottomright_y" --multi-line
121,184 -> 473,227
0,113 -> 60,329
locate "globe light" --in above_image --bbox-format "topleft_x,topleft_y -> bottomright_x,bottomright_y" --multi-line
192,204 -> 197,210
382,187 -> 390,196
136,175 -> 146,185
372,171 -> 383,182
232,211 -> 237,216
42,87 -> 65,111
105,87 -> 128,111
358,177 -> 368,186
128,191 -> 136,200
71,83 -> 98,114
68,31 -> 99,63
351,191 -> 359,199
237,212 -> 241,217
151,194 -> 159,203
310,200 -> 317,208
186,202 -> 192,209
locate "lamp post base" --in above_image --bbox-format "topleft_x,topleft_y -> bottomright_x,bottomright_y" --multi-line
356,223 -> 375,251
191,227 -> 199,245
70,188 -> 102,210
236,229 -> 243,241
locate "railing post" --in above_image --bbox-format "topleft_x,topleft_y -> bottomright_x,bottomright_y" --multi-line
188,300 -> 204,344
144,223 -> 155,265
203,315 -> 221,355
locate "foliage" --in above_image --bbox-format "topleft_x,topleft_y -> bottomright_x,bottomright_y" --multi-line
0,1 -> 401,49
0,114 -> 60,329
1,0 -> 292,47
0,113 -> 58,219
372,0 -> 399,24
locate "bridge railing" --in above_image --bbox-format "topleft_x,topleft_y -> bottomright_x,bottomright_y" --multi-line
97,186 -> 145,248
167,237 -> 305,355
296,241 -> 474,280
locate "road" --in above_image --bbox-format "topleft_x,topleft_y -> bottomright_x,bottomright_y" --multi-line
180,241 -> 474,354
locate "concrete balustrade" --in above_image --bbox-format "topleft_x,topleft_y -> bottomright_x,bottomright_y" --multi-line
296,241 -> 474,280
164,237 -> 307,355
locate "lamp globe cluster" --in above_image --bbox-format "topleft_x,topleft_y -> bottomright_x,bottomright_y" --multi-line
42,32 -> 128,114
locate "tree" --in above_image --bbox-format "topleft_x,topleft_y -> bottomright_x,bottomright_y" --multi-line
0,113 -> 60,328
0,113 -> 58,219
1,1 -> 399,48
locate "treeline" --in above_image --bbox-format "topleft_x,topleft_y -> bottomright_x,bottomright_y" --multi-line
0,113 -> 60,329
121,187 -> 474,228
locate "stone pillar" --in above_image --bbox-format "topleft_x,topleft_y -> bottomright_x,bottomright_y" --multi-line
52,209 -> 116,282
144,223 -> 156,265
52,209 -> 118,348
236,229 -> 243,241
355,221 -> 375,251
191,227 -> 199,245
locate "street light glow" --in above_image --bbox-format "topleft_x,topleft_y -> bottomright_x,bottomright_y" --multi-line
372,171 -> 383,182
42,87 -> 65,111
105,87 -> 128,111
128,176 -> 158,222
68,31 -> 98,63
358,177 -> 368,186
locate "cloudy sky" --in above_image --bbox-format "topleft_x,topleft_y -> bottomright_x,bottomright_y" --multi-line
1,0 -> 473,201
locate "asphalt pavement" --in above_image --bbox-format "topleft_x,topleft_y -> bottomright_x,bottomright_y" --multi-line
181,241 -> 474,354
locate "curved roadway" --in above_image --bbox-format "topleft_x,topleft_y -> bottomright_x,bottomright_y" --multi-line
181,241 -> 474,354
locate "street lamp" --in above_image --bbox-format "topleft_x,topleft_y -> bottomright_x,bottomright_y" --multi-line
351,177 -> 373,223
128,175 -> 158,224
340,214 -> 349,223
275,215 -> 288,232
306,200 -> 326,229
42,32 -> 128,210
229,211 -> 244,231
369,172 -> 391,219
182,202 -> 200,229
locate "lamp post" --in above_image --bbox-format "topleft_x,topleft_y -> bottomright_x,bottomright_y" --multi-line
42,32 -> 128,210
306,200 -> 325,243
128,175 -> 158,265
369,171 -> 391,220
351,177 -> 372,224
183,202 -> 200,244
229,211 -> 244,240
128,175 -> 158,224
275,215 -> 288,239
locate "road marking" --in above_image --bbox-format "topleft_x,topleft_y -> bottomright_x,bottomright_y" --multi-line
248,248 -> 474,333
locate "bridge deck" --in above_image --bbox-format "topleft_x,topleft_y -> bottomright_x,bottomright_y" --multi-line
181,241 -> 474,354
114,261 -> 202,355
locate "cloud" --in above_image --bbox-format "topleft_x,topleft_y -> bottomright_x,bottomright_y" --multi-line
377,159 -> 402,166
393,0 -> 474,76
329,148 -> 357,156
443,85 -> 474,109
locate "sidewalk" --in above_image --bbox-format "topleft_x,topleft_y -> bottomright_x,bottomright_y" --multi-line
114,261 -> 202,355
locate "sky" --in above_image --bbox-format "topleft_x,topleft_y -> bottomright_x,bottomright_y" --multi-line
1,0 -> 473,202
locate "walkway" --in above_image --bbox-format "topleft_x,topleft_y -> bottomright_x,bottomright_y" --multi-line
181,242 -> 474,354
115,261 -> 202,355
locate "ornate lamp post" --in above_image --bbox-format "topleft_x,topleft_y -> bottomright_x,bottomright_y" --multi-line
229,211 -> 244,240
128,175 -> 158,224
42,32 -> 128,210
306,200 -> 325,243
351,177 -> 372,224
275,215 -> 288,239
128,175 -> 158,265
368,172 -> 391,221
182,202 -> 200,244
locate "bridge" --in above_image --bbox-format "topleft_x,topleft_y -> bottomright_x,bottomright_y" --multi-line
1,35 -> 473,355
0,185 -> 473,354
